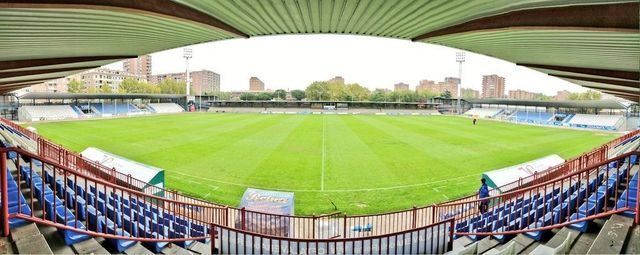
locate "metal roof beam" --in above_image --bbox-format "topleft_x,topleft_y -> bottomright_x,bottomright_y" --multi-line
518,63 -> 640,82
0,0 -> 249,38
0,66 -> 100,79
412,2 -> 639,41
0,77 -> 63,87
0,56 -> 134,71
551,74 -> 640,88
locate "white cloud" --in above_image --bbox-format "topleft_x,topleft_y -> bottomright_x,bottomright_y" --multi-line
107,34 -> 587,95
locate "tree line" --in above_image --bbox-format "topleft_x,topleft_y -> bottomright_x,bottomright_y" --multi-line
67,78 -> 194,94
66,78 -> 601,102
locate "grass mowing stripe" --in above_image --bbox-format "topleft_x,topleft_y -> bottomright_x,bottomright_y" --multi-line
321,115 -> 326,191
29,113 -> 618,215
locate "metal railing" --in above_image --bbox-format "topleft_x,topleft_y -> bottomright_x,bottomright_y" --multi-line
439,151 -> 639,237
1,117 -> 638,240
0,146 -> 456,253
211,218 -> 455,254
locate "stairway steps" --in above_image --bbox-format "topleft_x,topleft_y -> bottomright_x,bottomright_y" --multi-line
476,236 -> 500,254
622,224 -> 640,254
500,234 -> 535,254
452,236 -> 474,251
72,238 -> 110,254
15,233 -> 53,254
544,227 -> 580,249
161,244 -> 195,255
124,242 -> 155,255
187,241 -> 210,255
586,214 -> 633,254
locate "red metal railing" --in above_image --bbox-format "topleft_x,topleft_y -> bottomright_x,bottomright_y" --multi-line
1,147 -> 222,243
0,146 -> 456,253
1,117 -> 638,240
440,151 -> 639,236
211,217 -> 455,254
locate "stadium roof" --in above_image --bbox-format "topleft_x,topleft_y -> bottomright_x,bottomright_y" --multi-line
466,98 -> 632,110
0,1 -> 638,101
19,92 -> 184,100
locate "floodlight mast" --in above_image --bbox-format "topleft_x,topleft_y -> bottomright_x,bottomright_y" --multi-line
183,48 -> 193,96
455,52 -> 465,114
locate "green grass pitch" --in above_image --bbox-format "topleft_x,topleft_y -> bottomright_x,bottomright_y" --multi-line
29,113 -> 617,215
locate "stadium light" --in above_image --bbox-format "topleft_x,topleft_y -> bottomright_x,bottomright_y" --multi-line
183,48 -> 193,96
455,52 -> 465,114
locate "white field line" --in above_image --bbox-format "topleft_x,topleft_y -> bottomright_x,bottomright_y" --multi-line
171,172 -> 479,193
321,116 -> 326,191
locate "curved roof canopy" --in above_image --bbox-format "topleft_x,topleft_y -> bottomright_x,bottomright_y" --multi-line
0,0 -> 638,100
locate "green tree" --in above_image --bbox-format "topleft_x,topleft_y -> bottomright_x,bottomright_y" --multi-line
86,86 -> 97,93
239,92 -> 256,100
369,89 -> 388,102
273,89 -> 287,100
568,90 -> 602,100
256,92 -> 274,101
208,91 -> 232,100
100,83 -> 113,93
305,81 -> 330,100
290,90 -> 305,100
343,83 -> 370,101
158,78 -> 190,94
440,90 -> 452,99
67,79 -> 84,93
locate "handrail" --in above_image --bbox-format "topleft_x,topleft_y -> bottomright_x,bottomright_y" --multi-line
440,151 -> 638,207
1,117 -> 637,240
444,150 -> 639,236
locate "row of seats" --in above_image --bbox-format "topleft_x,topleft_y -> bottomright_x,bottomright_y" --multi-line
0,123 -> 30,140
90,103 -> 141,115
509,111 -> 553,123
568,114 -> 624,130
5,169 -> 32,228
21,163 -> 209,252
464,108 -> 504,118
18,105 -> 79,122
147,103 -> 185,114
454,156 -> 637,243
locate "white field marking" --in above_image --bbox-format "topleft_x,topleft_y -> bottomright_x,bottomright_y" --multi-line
432,185 -> 447,193
321,116 -> 326,191
203,192 -> 211,199
208,185 -> 219,190
171,171 -> 479,193
442,194 -> 450,199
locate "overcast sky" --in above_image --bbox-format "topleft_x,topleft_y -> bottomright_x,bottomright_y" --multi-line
107,34 -> 587,95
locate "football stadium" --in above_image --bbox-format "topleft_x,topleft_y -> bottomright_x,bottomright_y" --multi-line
0,1 -> 638,255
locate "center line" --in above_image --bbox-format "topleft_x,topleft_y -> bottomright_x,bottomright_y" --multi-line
321,116 -> 326,191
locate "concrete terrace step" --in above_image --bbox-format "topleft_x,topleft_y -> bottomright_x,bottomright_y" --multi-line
622,224 -> 640,254
161,244 -> 195,255
124,243 -> 155,255
587,214 -> 634,254
72,238 -> 110,254
187,241 -> 211,255
492,234 -> 535,254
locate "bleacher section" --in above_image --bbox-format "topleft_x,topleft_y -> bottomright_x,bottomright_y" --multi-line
147,103 -> 184,114
18,105 -> 79,122
90,103 -> 142,116
568,114 -> 624,131
464,108 -> 504,118
510,111 -> 553,124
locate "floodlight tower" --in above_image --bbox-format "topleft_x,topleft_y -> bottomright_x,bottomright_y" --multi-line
183,48 -> 193,96
455,52 -> 465,114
